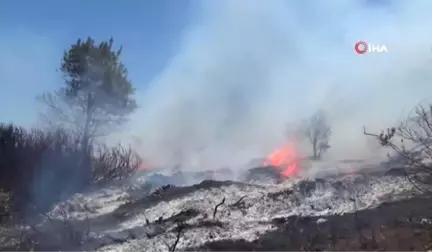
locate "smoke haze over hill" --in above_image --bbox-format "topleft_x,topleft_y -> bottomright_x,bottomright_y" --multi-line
2,0 -> 432,171
125,0 -> 432,170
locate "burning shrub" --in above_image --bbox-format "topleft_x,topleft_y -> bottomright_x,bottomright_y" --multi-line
262,141 -> 301,178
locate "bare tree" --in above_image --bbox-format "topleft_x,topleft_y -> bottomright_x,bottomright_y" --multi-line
364,105 -> 432,192
304,110 -> 332,159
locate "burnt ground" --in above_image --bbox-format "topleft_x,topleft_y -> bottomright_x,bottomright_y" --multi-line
188,195 -> 432,251
9,195 -> 432,251
2,171 -> 431,251
0,180 -> 262,251
112,180 -> 261,221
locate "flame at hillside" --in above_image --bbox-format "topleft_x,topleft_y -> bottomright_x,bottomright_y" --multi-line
264,141 -> 300,177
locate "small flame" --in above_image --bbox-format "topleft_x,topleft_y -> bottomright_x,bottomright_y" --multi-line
264,141 -> 300,177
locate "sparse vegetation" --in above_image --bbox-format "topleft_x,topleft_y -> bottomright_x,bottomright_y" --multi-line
364,104 -> 432,192
0,37 -> 141,220
0,123 -> 140,217
0,36 -> 141,249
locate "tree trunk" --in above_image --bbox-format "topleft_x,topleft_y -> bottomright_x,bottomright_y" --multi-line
82,93 -> 94,150
312,139 -> 317,158
80,94 -> 94,184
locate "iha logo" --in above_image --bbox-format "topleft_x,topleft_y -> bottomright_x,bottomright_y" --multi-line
354,41 -> 388,54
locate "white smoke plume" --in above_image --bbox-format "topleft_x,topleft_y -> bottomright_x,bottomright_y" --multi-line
126,0 -> 432,171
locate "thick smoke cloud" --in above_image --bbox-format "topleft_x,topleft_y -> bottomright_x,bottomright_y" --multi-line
127,0 -> 432,171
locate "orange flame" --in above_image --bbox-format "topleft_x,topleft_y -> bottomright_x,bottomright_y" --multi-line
264,141 -> 300,177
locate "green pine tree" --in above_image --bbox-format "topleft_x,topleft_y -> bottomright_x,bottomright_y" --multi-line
40,37 -> 137,147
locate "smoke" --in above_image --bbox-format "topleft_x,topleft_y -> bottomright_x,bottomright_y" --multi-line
126,0 -> 432,170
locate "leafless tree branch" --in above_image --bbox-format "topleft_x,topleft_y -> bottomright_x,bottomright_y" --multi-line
363,105 -> 432,193
304,110 -> 332,159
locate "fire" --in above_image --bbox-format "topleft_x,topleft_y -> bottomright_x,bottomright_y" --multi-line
264,141 -> 300,177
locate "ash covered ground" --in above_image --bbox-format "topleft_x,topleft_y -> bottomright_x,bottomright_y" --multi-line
2,159 -> 432,251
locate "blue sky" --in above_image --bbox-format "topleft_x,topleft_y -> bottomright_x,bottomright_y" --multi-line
0,0 -> 191,125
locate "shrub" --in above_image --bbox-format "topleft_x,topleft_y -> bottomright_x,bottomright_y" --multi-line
0,190 -> 11,223
0,123 -> 140,216
92,144 -> 142,183
364,105 -> 432,192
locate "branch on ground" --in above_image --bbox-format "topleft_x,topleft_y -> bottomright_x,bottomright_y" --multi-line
213,197 -> 226,219
164,222 -> 185,252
